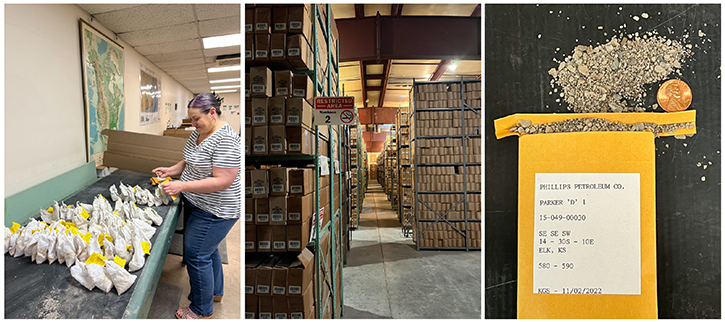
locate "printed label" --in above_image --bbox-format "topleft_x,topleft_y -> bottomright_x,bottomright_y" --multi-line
290,21 -> 302,29
245,145 -> 248,154
289,240 -> 301,249
294,89 -> 305,97
275,313 -> 287,319
245,214 -> 253,222
287,115 -> 300,124
254,115 -> 265,123
291,312 -> 303,319
288,48 -> 300,56
272,214 -> 284,222
273,286 -> 286,295
245,50 -> 252,58
277,88 -> 288,96
245,285 -> 254,294
289,143 -> 301,151
289,213 -> 301,221
245,187 -> 252,194
256,23 -> 268,31
256,50 -> 268,58
289,286 -> 302,294
254,144 -> 266,152
271,49 -> 284,57
260,312 -> 272,319
272,184 -> 284,192
257,214 -> 269,222
291,186 -> 303,193
259,241 -> 271,250
271,143 -> 283,151
257,285 -> 269,294
245,117 -> 251,125
273,241 -> 286,249
245,89 -> 250,98
254,186 -> 266,194
245,241 -> 254,249
245,24 -> 253,32
245,312 -> 255,319
252,84 -> 265,93
275,23 -> 287,31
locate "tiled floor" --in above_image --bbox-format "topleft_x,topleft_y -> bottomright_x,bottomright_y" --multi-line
343,183 -> 481,319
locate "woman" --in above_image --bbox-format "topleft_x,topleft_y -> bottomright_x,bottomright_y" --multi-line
153,93 -> 241,319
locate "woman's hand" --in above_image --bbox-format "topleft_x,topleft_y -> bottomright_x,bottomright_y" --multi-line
152,167 -> 172,179
161,181 -> 185,195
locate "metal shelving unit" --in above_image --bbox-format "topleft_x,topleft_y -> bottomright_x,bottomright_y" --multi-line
349,118 -> 365,230
410,78 -> 482,251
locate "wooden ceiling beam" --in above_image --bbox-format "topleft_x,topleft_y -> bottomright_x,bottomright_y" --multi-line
429,59 -> 452,81
391,4 -> 404,17
379,59 -> 392,109
359,60 -> 368,107
354,4 -> 365,19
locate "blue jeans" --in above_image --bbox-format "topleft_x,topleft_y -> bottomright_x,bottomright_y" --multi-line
182,195 -> 239,317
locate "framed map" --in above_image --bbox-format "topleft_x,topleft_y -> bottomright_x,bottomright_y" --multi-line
139,63 -> 161,126
79,19 -> 125,165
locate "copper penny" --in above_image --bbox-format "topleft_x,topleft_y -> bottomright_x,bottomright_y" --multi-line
657,79 -> 692,112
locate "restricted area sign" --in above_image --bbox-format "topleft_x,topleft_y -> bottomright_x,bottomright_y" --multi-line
314,96 -> 355,125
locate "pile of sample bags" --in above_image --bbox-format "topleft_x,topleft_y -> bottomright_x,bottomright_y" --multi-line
3,182 -> 170,295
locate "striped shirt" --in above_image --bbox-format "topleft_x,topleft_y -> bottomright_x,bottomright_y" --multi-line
180,123 -> 241,219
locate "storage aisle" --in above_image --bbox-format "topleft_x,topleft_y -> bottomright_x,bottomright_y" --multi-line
343,183 -> 481,319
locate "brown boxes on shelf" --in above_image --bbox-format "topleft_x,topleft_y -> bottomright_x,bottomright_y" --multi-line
245,127 -> 251,155
245,198 -> 254,223
269,125 -> 286,154
273,295 -> 289,319
286,98 -> 313,129
287,248 -> 314,295
274,70 -> 294,97
246,257 -> 262,294
251,169 -> 269,198
245,73 -> 251,100
287,216 -> 311,252
270,33 -> 286,61
245,99 -> 252,126
269,196 -> 287,225
286,127 -> 313,155
292,74 -> 314,104
269,167 -> 291,195
250,66 -> 272,98
254,198 -> 270,225
251,98 -> 268,126
272,257 -> 293,296
288,4 -> 312,37
245,8 -> 254,34
287,192 -> 314,224
272,6 -> 288,33
245,34 -> 253,61
252,126 -> 268,155
245,294 -> 257,319
254,7 -> 272,34
245,223 -> 256,252
257,225 -> 272,252
272,225 -> 287,252
256,257 -> 278,296
255,34 -> 270,62
289,168 -> 313,196
288,284 -> 315,318
258,296 -> 273,319
269,97 -> 286,125
287,34 -> 313,70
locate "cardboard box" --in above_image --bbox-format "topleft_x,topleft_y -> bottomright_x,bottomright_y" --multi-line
273,295 -> 289,319
251,169 -> 269,198
272,6 -> 288,33
162,128 -> 193,139
258,296 -> 273,319
285,97 -> 313,128
269,125 -> 286,154
272,257 -> 294,296
287,248 -> 314,295
255,34 -> 270,62
245,257 -> 262,294
254,7 -> 272,34
292,74 -> 314,104
252,126 -> 268,155
257,225 -> 272,252
288,282 -> 315,318
245,34 -> 253,61
250,66 -> 272,98
245,99 -> 251,126
287,192 -> 314,224
268,97 -> 286,125
245,74 -> 251,100
101,129 -> 187,175
272,225 -> 287,252
254,198 -> 270,225
245,198 -> 254,223
270,33 -> 286,61
269,167 -> 290,195
287,34 -> 313,70
245,222 -> 256,252
245,8 -> 254,34
269,196 -> 287,225
287,217 -> 311,252
245,127 -> 251,155
245,170 -> 252,196
251,98 -> 268,126
287,127 -> 313,155
245,294 -> 258,319
288,4 -> 312,37
256,257 -> 278,296
274,70 -> 294,97
289,168 -> 313,196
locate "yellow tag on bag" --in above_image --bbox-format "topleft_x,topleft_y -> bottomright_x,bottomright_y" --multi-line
9,222 -> 20,233
114,255 -> 127,268
141,242 -> 151,255
47,207 -> 53,214
80,208 -> 90,220
82,232 -> 92,244
85,253 -> 108,266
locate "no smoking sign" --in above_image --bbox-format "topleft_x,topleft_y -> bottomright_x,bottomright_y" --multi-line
314,97 -> 356,125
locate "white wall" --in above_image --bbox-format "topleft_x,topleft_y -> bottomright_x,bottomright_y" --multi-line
5,4 -> 195,197
218,92 -> 241,134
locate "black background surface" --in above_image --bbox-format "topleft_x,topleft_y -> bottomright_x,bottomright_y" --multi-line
485,4 -> 721,318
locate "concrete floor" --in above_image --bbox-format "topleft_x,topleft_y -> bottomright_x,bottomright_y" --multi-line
149,219 -> 241,319
343,183 -> 481,319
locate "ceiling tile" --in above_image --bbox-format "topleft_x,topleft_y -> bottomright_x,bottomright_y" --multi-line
198,16 -> 241,38
401,4 -> 479,17
194,4 -> 240,20
331,4 -> 355,19
146,50 -> 204,64
365,64 -> 384,75
367,91 -> 380,106
203,46 -> 241,58
77,4 -> 142,15
206,70 -> 241,80
118,23 -> 198,47
339,65 -> 359,81
364,4 -> 391,17
94,4 -> 195,33
161,63 -> 207,73
390,64 -> 437,78
392,59 -> 441,64
135,38 -> 201,56
155,58 -> 206,69
366,79 -> 382,87
340,80 -> 361,92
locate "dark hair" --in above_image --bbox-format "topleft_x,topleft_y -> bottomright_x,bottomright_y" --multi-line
188,92 -> 224,115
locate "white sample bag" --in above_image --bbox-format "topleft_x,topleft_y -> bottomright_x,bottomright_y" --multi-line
105,260 -> 137,295
70,262 -> 95,291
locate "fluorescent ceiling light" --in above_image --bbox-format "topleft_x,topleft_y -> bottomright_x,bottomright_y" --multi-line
448,64 -> 457,71
211,85 -> 241,90
213,89 -> 238,93
202,33 -> 242,49
423,74 -> 431,78
210,78 -> 242,84
208,66 -> 241,73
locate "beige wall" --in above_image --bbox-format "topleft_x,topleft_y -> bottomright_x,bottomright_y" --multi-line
5,4 -> 195,197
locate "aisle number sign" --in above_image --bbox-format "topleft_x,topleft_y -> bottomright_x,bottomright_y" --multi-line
314,97 -> 355,125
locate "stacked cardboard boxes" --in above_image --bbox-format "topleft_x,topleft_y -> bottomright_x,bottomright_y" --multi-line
414,81 -> 482,109
245,250 -> 315,319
